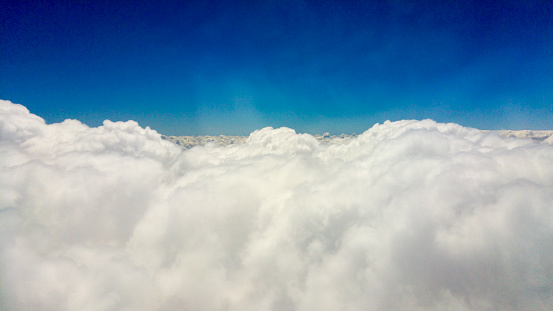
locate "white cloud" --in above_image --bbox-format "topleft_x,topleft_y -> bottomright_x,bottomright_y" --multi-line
1,99 -> 553,310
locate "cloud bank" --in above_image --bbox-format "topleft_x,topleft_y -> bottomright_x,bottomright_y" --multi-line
1,99 -> 553,310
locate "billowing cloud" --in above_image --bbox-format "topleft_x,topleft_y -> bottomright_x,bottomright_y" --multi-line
1,99 -> 553,310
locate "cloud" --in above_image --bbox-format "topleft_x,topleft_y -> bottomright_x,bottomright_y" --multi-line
1,99 -> 553,310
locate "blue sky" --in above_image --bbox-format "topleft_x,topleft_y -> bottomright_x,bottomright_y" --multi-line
2,0 -> 553,135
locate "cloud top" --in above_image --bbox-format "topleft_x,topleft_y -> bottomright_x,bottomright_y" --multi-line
1,99 -> 553,310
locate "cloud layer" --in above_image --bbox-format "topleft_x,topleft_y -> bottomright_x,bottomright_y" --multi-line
1,99 -> 553,310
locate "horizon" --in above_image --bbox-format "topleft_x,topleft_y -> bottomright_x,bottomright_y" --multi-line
5,99 -> 553,138
2,1 -> 553,135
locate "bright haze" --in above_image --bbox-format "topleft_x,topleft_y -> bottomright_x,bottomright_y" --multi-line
1,0 -> 553,135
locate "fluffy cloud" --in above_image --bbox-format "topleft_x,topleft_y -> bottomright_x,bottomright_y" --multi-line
1,99 -> 553,310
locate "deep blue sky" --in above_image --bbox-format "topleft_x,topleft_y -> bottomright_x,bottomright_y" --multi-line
2,0 -> 553,135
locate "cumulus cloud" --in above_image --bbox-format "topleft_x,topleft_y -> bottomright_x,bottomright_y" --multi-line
1,99 -> 553,310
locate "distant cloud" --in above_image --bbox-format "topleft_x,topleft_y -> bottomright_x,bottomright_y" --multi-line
1,99 -> 553,310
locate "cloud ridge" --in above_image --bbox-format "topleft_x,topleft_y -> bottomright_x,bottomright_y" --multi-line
1,100 -> 553,310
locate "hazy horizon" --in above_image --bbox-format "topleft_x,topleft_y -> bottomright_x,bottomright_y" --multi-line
4,99 -> 553,138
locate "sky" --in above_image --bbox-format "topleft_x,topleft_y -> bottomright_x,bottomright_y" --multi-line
2,0 -> 553,135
